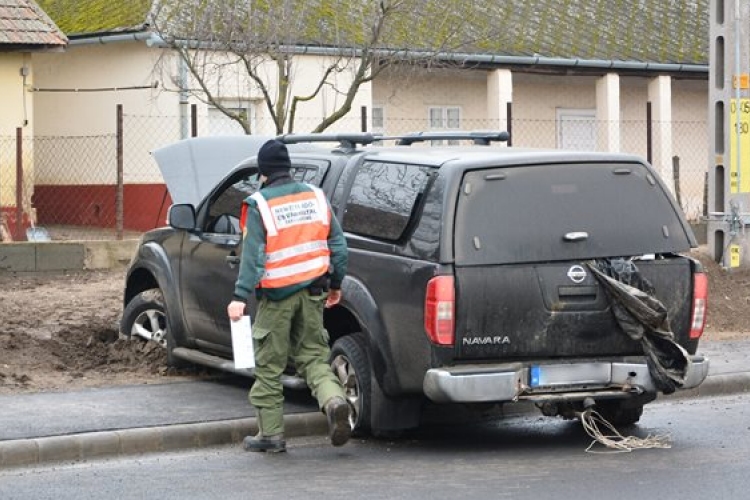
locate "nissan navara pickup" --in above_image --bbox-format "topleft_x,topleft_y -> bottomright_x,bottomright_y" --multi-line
121,132 -> 709,435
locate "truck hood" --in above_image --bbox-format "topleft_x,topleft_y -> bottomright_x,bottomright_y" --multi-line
152,136 -> 273,206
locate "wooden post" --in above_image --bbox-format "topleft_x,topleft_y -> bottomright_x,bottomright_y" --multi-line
116,105 -> 124,240
646,102 -> 653,164
506,102 -> 513,147
191,104 -> 198,137
15,127 -> 23,241
672,155 -> 682,209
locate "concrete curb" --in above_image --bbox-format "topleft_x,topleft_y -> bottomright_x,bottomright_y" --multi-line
0,413 -> 328,469
0,240 -> 137,273
660,372 -> 750,401
0,371 -> 747,469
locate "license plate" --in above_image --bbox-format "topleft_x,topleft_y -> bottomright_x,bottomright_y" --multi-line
529,363 -> 612,388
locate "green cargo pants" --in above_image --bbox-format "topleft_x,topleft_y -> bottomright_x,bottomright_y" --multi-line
250,288 -> 346,436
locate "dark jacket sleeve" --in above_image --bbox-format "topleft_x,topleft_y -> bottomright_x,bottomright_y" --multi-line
327,204 -> 348,290
233,199 -> 267,301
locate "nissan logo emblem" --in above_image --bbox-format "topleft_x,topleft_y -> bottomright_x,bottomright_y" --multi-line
567,265 -> 587,284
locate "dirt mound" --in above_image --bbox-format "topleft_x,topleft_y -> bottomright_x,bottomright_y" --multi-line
689,248 -> 750,338
0,270 -> 206,395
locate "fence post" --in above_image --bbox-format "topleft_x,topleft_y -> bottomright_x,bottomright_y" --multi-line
15,127 -> 23,241
703,172 -> 709,218
506,102 -> 513,147
191,104 -> 198,137
116,105 -> 124,240
646,101 -> 652,164
361,106 -> 368,133
672,155 -> 682,209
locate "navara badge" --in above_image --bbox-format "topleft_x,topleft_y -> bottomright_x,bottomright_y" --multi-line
567,265 -> 587,283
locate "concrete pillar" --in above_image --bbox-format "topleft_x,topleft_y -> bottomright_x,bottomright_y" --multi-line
596,73 -> 620,152
648,75 -> 675,194
487,69 -> 513,140
709,0 -> 750,268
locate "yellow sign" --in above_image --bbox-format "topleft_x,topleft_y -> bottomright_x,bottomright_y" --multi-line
730,244 -> 741,268
734,74 -> 750,89
729,99 -> 750,193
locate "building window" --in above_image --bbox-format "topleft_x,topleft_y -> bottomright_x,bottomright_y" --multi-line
372,106 -> 385,133
556,108 -> 597,151
208,101 -> 256,136
428,106 -> 461,145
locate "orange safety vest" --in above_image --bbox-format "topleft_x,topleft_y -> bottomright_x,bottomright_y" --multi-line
248,186 -> 331,289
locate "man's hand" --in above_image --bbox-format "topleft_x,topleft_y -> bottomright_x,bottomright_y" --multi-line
326,289 -> 342,308
227,300 -> 246,322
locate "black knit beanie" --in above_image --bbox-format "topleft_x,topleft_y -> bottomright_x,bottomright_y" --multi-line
257,139 -> 291,176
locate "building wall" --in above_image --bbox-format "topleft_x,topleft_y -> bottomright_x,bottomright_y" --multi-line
0,53 -> 33,134
32,42 -> 173,230
673,79 -> 709,219
0,53 -> 35,239
373,69 -> 708,219
372,68 -> 488,134
24,41 -> 713,231
30,42 -> 375,231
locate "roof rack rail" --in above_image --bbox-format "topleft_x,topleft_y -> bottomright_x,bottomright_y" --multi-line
276,130 -> 510,150
385,131 -> 510,146
277,133 -> 382,150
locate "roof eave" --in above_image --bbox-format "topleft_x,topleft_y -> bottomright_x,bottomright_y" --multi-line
0,43 -> 66,52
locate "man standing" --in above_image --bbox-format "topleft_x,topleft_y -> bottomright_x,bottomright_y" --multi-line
227,139 -> 351,453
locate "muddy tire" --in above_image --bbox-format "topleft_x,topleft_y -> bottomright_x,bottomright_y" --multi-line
121,289 -> 188,368
596,400 -> 644,427
330,333 -> 371,434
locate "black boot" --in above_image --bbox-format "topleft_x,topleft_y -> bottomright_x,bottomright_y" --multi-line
243,433 -> 286,453
325,396 -> 352,447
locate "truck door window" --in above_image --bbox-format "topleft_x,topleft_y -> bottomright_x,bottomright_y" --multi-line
206,165 -> 320,234
342,161 -> 431,241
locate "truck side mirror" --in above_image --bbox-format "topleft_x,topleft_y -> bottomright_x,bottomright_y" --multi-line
168,204 -> 197,230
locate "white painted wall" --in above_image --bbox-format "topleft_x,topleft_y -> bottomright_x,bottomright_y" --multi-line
0,53 -> 34,211
31,43 -> 375,184
33,42 -> 176,184
27,40 -> 710,220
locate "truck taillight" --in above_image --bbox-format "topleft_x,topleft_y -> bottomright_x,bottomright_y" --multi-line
689,271 -> 708,340
425,276 -> 455,346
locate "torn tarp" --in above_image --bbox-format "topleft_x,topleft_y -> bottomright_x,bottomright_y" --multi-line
587,259 -> 691,394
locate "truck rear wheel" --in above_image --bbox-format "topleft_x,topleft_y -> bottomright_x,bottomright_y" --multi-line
330,333 -> 371,434
596,400 -> 644,427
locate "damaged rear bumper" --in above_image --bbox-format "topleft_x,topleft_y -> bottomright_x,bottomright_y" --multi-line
423,355 -> 710,404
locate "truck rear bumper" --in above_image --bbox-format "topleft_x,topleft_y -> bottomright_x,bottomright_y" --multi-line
423,355 -> 710,404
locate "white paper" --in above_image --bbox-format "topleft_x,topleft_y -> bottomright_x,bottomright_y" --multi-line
230,315 -> 255,369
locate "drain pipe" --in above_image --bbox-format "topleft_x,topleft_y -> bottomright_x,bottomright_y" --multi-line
179,57 -> 189,139
67,32 -> 157,46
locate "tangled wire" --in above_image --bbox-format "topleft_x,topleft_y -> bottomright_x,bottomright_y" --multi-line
579,408 -> 672,453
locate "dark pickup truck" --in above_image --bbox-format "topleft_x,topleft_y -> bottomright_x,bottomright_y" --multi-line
121,132 -> 709,435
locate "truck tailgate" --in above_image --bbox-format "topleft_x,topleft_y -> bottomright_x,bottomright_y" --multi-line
454,258 -> 693,360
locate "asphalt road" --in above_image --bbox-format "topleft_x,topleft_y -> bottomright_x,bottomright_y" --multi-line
2,393 -> 748,500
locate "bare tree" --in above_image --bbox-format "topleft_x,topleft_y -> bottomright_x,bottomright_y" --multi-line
151,0 -> 498,134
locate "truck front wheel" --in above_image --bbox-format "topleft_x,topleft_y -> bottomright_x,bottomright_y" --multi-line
121,288 -> 188,369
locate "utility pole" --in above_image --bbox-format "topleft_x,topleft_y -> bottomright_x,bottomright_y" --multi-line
709,0 -> 750,268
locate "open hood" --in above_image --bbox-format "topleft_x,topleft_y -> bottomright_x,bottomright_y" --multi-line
152,136 -> 273,206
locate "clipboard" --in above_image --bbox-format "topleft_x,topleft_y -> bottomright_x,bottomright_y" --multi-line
230,315 -> 255,369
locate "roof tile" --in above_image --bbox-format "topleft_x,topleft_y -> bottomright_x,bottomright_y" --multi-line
0,0 -> 66,47
36,0 -> 151,36
34,0 -> 710,65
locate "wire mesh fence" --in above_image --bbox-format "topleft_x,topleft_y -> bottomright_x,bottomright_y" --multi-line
0,112 -> 709,242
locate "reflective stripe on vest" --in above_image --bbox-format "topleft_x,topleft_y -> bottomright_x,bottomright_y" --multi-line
250,186 -> 331,288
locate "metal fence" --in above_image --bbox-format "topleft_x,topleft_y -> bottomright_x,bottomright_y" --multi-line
0,110 -> 709,242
